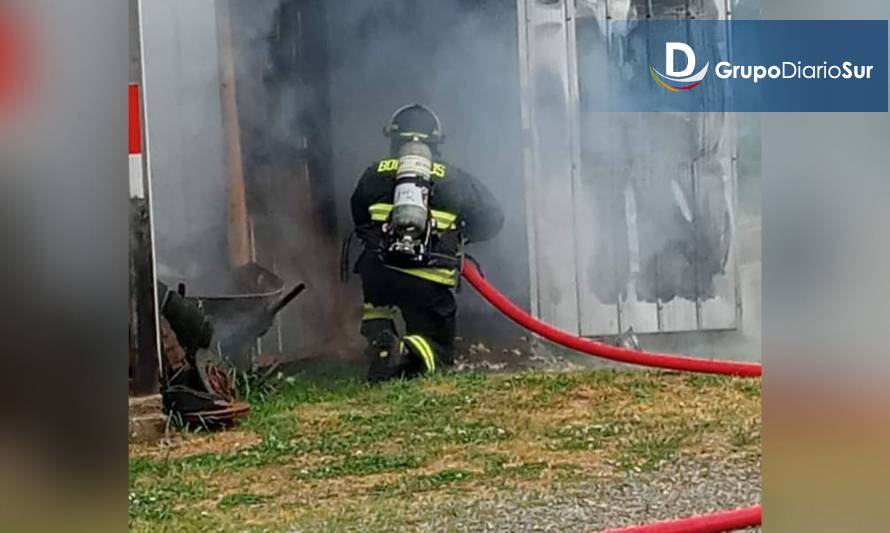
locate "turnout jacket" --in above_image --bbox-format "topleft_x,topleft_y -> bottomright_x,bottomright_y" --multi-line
351,158 -> 503,286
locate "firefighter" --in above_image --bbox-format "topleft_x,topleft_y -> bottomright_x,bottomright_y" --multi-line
350,104 -> 503,383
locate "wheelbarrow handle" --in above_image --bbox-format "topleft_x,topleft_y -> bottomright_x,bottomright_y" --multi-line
268,283 -> 306,316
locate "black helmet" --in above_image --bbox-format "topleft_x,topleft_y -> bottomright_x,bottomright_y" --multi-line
383,104 -> 445,144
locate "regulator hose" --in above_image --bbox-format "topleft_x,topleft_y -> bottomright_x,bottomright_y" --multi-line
597,505 -> 762,533
461,261 -> 761,378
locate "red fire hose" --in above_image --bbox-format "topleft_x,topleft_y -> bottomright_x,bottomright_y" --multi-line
461,261 -> 761,378
461,261 -> 763,531
597,506 -> 762,533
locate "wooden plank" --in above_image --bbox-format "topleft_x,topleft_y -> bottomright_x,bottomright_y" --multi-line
217,0 -> 251,269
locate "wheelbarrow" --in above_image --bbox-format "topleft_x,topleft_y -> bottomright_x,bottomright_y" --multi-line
176,262 -> 305,372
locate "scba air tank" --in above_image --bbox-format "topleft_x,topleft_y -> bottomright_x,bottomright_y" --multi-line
388,140 -> 433,257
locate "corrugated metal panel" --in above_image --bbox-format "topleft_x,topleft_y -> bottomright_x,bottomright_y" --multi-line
141,0 -> 229,276
520,0 -> 740,336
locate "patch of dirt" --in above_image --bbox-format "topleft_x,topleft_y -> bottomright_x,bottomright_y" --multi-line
129,429 -> 262,460
128,394 -> 162,417
418,448 -> 482,474
477,438 -> 613,474
453,337 -> 576,373
215,467 -> 413,512
291,403 -> 343,423
204,454 -> 331,492
295,402 -> 390,426
368,437 -> 413,457
419,380 -> 460,395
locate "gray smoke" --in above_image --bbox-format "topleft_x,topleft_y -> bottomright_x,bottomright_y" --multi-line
323,0 -> 529,333
140,0 -> 761,364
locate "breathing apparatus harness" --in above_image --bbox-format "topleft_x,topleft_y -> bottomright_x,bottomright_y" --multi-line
380,138 -> 435,266
341,105 -> 462,282
379,104 -> 457,270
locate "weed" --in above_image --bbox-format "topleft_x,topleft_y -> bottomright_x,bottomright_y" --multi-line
617,432 -> 687,472
733,379 -> 762,398
217,493 -> 271,510
546,421 -> 624,451
372,468 -> 476,496
730,422 -> 761,450
297,453 -> 425,479
500,461 -> 548,478
618,376 -> 667,402
128,456 -> 163,486
682,373 -> 726,389
128,480 -> 208,523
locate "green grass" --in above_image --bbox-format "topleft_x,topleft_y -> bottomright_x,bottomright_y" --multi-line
129,365 -> 761,532
217,493 -> 271,510
733,378 -> 763,399
297,453 -> 425,480
618,432 -> 688,472
371,468 -> 477,496
545,420 -> 625,451
729,418 -> 762,454
128,478 -> 209,523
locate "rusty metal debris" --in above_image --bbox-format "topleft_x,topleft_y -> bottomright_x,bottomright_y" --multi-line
156,265 -> 305,430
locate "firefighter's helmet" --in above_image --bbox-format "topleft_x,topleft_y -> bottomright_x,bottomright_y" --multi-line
383,104 -> 445,144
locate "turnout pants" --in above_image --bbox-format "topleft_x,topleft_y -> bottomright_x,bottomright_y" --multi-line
357,254 -> 456,382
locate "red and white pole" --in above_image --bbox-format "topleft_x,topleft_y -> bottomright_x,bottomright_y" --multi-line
129,83 -> 145,199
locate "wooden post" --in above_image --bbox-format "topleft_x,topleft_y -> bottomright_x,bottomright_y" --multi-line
129,0 -> 162,395
217,0 -> 252,268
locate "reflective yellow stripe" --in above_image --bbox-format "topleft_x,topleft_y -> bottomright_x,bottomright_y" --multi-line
390,266 -> 457,286
369,203 -> 393,222
430,209 -> 457,230
430,209 -> 457,224
362,303 -> 397,322
404,335 -> 435,373
418,337 -> 436,373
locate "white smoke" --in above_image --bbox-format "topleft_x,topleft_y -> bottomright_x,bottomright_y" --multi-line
140,0 -> 761,363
